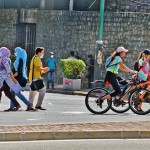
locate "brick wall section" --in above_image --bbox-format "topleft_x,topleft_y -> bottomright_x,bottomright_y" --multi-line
0,9 -> 17,49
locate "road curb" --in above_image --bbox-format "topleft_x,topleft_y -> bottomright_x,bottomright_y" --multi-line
24,87 -> 88,96
0,130 -> 150,141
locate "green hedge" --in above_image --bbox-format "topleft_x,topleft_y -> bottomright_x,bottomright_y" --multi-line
60,59 -> 86,79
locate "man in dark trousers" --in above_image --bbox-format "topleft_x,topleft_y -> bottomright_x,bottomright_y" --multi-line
86,54 -> 94,88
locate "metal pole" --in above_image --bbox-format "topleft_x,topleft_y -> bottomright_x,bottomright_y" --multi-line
98,0 -> 105,40
93,0 -> 105,81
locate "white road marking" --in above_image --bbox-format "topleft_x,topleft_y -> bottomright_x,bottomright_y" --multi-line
62,111 -> 87,114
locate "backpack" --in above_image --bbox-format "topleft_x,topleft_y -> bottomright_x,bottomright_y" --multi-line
134,61 -> 143,71
134,61 -> 139,71
105,56 -> 118,69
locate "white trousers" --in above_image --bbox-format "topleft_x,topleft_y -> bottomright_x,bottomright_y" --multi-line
29,86 -> 46,107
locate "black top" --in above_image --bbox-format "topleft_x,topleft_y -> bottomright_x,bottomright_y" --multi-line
88,59 -> 94,72
13,58 -> 27,87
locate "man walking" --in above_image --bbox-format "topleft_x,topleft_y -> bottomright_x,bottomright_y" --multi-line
29,47 -> 49,110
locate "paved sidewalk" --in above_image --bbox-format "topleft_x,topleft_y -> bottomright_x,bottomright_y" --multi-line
25,84 -> 90,96
0,121 -> 150,141
1,85 -> 150,141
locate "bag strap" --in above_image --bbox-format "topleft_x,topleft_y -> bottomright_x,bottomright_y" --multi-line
106,57 -> 118,68
32,56 -> 36,81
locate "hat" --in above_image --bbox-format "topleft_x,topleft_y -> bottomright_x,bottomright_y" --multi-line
50,52 -> 54,55
116,47 -> 128,53
143,49 -> 150,55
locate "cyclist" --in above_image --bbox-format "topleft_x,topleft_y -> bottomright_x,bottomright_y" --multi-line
98,46 -> 137,107
133,49 -> 150,112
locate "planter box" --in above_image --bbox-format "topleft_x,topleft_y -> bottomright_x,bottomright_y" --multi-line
63,78 -> 81,90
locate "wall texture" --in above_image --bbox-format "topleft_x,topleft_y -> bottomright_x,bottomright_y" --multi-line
0,9 -> 149,83
0,9 -> 17,49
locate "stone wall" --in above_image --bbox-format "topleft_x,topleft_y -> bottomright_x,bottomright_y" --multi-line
36,10 -> 150,81
0,9 -> 149,83
0,9 -> 17,50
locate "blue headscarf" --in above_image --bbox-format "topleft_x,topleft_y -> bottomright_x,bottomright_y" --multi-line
13,47 -> 28,79
20,49 -> 28,79
14,47 -> 22,72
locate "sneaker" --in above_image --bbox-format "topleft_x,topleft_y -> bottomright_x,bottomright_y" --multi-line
96,97 -> 104,108
4,108 -> 15,112
113,99 -> 125,107
35,106 -> 46,110
134,99 -> 141,110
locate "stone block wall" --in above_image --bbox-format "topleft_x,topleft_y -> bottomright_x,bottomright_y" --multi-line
0,9 -> 17,50
0,9 -> 149,83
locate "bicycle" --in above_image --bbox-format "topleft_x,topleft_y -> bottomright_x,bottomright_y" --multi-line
85,75 -> 150,114
129,81 -> 150,115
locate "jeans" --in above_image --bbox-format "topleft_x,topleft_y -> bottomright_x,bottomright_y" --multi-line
10,91 -> 31,108
47,70 -> 55,88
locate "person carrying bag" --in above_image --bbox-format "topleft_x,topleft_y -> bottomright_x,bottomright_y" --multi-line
29,47 -> 49,110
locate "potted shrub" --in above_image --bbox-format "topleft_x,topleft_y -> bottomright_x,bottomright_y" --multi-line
60,59 -> 86,90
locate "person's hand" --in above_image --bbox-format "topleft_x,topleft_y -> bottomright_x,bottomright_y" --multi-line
44,67 -> 49,73
126,80 -> 130,84
12,78 -> 18,84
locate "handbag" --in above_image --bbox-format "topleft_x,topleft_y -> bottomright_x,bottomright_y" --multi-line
16,75 -> 27,87
30,56 -> 45,91
30,79 -> 44,91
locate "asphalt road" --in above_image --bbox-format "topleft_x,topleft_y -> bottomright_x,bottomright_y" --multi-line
0,91 -> 150,126
1,139 -> 150,150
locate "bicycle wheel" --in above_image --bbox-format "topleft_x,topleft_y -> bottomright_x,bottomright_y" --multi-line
111,94 -> 130,113
111,84 -> 131,113
129,88 -> 150,115
85,88 -> 112,114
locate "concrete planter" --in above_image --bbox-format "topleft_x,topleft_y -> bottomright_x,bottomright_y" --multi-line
63,78 -> 81,90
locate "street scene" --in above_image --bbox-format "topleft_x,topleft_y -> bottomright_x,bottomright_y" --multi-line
0,0 -> 150,150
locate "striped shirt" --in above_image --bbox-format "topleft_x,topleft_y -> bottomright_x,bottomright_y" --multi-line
137,58 -> 149,81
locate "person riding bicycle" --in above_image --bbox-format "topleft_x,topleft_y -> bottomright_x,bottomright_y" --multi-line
98,46 -> 137,107
133,49 -> 150,112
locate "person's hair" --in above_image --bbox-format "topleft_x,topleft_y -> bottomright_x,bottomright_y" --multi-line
136,51 -> 144,62
70,51 -> 74,56
88,54 -> 93,58
110,50 -> 121,62
35,47 -> 44,54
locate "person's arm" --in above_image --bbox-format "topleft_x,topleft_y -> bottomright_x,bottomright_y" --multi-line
3,58 -> 17,83
119,61 -> 137,74
9,72 -> 17,83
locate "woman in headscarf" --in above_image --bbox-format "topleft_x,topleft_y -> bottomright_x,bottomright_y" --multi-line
5,47 -> 35,111
0,47 -> 21,110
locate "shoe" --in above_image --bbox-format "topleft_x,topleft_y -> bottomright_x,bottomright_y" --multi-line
96,97 -> 104,108
26,105 -> 36,111
113,99 -> 125,107
35,106 -> 46,110
4,108 -> 15,112
14,105 -> 21,111
134,99 -> 141,110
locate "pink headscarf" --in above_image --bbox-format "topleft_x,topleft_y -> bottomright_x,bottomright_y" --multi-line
0,47 -> 11,69
0,47 -> 10,59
